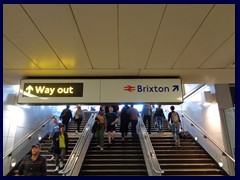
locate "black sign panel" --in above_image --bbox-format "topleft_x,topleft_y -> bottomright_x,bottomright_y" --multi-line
23,83 -> 83,97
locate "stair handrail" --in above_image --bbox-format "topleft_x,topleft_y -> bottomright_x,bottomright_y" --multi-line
3,114 -> 57,160
183,84 -> 207,100
181,84 -> 235,164
58,113 -> 97,176
182,113 -> 235,163
138,117 -> 164,175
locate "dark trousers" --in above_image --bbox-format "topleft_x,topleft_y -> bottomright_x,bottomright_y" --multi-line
76,118 -> 82,132
143,115 -> 152,133
62,119 -> 69,132
130,119 -> 138,138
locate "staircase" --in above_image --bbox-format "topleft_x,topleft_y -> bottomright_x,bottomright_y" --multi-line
9,112 -> 92,176
79,135 -> 148,176
41,137 -> 79,176
41,113 -> 91,176
150,121 -> 228,176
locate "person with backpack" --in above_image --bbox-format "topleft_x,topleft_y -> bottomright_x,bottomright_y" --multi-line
168,105 -> 181,147
60,105 -> 72,132
154,104 -> 166,133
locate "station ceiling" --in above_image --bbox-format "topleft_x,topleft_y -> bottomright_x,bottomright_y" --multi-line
3,4 -> 235,85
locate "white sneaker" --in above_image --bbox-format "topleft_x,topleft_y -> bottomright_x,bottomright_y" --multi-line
50,155 -> 54,161
75,130 -> 78,134
59,161 -> 64,168
54,166 -> 59,172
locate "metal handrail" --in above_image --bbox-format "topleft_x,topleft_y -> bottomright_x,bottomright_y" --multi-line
3,114 -> 56,160
183,84 -> 207,100
58,113 -> 96,175
182,113 -> 235,163
138,117 -> 164,175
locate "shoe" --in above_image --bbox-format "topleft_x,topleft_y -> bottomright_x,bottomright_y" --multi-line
100,147 -> 103,151
96,145 -> 100,148
75,130 -> 78,134
54,166 -> 59,172
59,161 -> 64,168
50,155 -> 54,161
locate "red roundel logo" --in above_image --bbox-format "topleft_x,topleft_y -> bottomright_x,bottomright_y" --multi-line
123,85 -> 135,92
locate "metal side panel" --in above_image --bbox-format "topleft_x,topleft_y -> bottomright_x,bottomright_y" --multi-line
70,133 -> 93,176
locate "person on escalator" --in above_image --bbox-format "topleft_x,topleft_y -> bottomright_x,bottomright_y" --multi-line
52,124 -> 69,172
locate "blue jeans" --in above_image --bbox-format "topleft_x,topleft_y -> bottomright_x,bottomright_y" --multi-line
170,123 -> 180,143
156,116 -> 164,132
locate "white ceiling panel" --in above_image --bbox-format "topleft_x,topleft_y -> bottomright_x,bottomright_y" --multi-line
22,4 -> 92,69
199,33 -> 235,68
139,69 -> 235,84
3,4 -> 235,85
147,4 -> 213,68
71,4 -> 118,68
3,36 -> 40,70
3,4 -> 65,69
174,4 -> 235,68
119,4 -> 165,68
3,61 -> 12,70
3,69 -> 139,79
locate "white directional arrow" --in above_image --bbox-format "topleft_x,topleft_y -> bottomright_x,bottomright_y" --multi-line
26,85 -> 34,94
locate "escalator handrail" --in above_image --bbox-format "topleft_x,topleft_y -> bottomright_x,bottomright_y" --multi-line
58,113 -> 97,175
138,117 -> 164,175
3,114 -> 57,160
182,113 -> 235,163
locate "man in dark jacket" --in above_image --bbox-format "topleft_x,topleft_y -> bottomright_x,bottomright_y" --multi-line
17,143 -> 46,176
60,105 -> 72,132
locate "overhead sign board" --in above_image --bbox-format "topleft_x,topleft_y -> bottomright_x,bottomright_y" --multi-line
101,79 -> 183,104
23,83 -> 83,97
18,78 -> 183,104
18,79 -> 100,104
